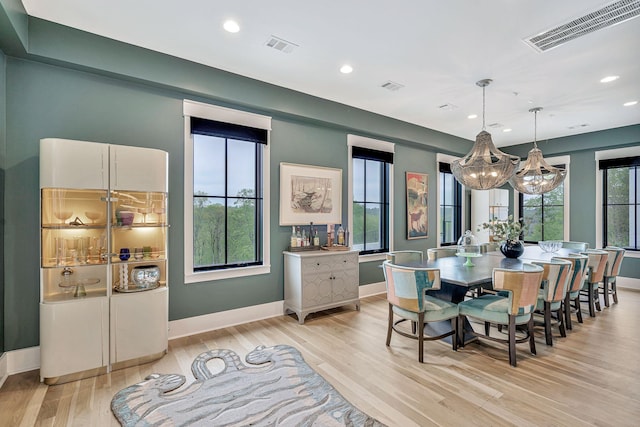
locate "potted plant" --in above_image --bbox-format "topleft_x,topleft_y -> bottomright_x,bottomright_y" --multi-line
477,215 -> 524,258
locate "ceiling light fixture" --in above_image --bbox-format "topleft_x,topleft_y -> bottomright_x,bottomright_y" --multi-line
223,20 -> 240,33
503,128 -> 512,133
340,65 -> 353,74
451,79 -> 520,190
509,107 -> 566,195
467,114 -> 478,119
623,100 -> 638,106
600,75 -> 619,83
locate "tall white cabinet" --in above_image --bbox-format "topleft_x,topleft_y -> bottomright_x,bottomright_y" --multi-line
471,188 -> 509,243
39,138 -> 169,384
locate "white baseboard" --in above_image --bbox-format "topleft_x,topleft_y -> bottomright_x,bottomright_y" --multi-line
618,276 -> 640,291
360,281 -> 386,297
1,346 -> 41,377
0,352 -> 7,388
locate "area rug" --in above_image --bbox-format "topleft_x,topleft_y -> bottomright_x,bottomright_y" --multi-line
111,344 -> 387,426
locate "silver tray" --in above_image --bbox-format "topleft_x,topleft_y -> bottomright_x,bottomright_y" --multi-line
113,282 -> 160,293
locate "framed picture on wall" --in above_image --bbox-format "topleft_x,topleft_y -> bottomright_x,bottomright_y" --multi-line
279,162 -> 342,225
406,171 -> 428,239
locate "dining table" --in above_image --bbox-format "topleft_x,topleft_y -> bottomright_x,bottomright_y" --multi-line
403,245 -> 580,344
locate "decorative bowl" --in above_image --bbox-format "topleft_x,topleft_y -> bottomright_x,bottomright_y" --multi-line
539,240 -> 562,253
130,265 -> 160,288
85,211 -> 102,223
119,211 -> 135,225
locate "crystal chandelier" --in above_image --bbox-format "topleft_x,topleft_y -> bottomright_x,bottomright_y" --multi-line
509,107 -> 566,194
451,79 -> 520,190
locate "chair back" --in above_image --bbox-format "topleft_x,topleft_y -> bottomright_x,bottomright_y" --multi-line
480,242 -> 500,253
553,254 -> 589,293
427,247 -> 457,260
492,264 -> 544,315
533,259 -> 572,303
382,261 -> 441,313
581,250 -> 608,283
386,250 -> 423,264
561,241 -> 589,251
603,246 -> 625,277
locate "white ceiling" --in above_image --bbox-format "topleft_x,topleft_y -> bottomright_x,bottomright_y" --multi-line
21,0 -> 640,147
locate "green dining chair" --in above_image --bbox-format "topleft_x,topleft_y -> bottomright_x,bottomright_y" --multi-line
385,250 -> 423,264
426,247 -> 458,260
533,259 -> 572,346
580,250 -> 609,317
602,246 -> 625,307
382,261 -> 458,363
561,241 -> 589,251
553,254 -> 589,330
458,264 -> 544,367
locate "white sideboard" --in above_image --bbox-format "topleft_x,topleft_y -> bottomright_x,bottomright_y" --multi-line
283,250 -> 360,324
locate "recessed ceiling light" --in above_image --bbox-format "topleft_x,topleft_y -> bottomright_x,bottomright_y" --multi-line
600,75 -> 619,83
340,65 -> 353,74
623,100 -> 638,107
223,20 -> 240,33
467,114 -> 478,119
502,128 -> 512,133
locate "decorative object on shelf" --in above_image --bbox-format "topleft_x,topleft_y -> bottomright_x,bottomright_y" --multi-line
85,211 -> 102,224
456,230 -> 481,266
509,107 -> 567,194
119,263 -> 128,290
500,239 -> 525,259
134,247 -> 144,260
119,248 -> 131,261
130,265 -> 160,288
53,208 -> 73,224
279,163 -> 342,226
451,79 -> 520,190
406,171 -> 428,239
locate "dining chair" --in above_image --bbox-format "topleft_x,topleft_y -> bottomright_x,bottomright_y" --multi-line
532,259 -> 572,346
553,254 -> 589,330
580,250 -> 609,317
385,250 -> 423,264
382,261 -> 458,363
480,242 -> 500,253
601,246 -> 625,307
427,247 -> 458,260
457,264 -> 544,367
561,241 -> 589,251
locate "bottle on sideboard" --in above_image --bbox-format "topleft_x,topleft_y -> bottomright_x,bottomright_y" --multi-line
296,227 -> 302,247
338,225 -> 345,246
290,226 -> 297,248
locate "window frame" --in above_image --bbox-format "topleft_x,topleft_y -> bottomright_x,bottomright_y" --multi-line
514,155 -> 570,242
348,135 -> 394,262
183,100 -> 271,283
436,153 -> 466,248
438,161 -> 462,246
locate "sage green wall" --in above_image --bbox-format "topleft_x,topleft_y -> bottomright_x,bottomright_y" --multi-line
1,49 -> 6,354
503,126 -> 640,279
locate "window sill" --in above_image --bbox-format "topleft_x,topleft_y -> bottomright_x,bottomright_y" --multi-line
358,253 -> 387,263
185,264 -> 271,283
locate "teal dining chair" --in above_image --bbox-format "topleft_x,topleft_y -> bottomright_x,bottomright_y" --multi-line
602,246 -> 625,307
385,250 -> 423,264
533,259 -> 572,346
561,241 -> 589,251
382,261 -> 458,363
580,250 -> 609,317
553,254 -> 589,330
426,247 -> 458,260
458,264 -> 544,367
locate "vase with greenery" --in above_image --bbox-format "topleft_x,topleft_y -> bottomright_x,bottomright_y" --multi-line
477,215 -> 524,258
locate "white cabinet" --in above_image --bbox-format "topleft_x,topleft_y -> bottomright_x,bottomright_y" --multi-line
39,138 -> 169,384
471,189 -> 510,243
284,250 -> 360,324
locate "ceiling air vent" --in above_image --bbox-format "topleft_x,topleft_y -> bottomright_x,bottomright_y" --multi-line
438,103 -> 458,111
264,35 -> 298,53
488,122 -> 503,129
524,0 -> 640,52
380,81 -> 404,91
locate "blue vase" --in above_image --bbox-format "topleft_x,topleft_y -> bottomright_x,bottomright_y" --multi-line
500,240 -> 524,259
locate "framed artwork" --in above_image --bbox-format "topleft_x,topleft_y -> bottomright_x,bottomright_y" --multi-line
406,172 -> 428,239
279,162 -> 342,226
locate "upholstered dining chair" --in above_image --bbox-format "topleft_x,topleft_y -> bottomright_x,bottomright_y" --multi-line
480,242 -> 500,253
457,264 -> 544,367
386,250 -> 423,264
561,241 -> 589,251
427,247 -> 458,260
382,261 -> 458,363
602,246 -> 625,307
580,250 -> 609,317
532,259 -> 572,346
553,254 -> 589,330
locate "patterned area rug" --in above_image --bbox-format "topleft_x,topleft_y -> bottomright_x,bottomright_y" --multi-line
111,344 -> 387,426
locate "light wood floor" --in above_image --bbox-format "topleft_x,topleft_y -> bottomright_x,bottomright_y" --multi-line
2,289 -> 640,426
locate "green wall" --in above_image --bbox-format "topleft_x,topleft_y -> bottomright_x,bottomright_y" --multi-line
0,48 -> 6,354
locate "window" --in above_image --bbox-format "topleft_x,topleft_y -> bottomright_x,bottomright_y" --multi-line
600,156 -> 639,250
348,135 -> 394,257
519,177 -> 565,242
184,100 -> 271,282
439,162 -> 462,246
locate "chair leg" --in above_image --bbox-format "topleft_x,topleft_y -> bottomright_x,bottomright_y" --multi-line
612,279 -> 618,304
508,315 -> 517,367
386,303 -> 393,346
484,321 -> 491,337
451,318 -> 458,351
458,315 -> 465,348
574,296 -> 583,324
544,302 -> 553,346
587,285 -> 596,317
418,313 -> 425,363
603,278 -> 610,308
595,285 -> 602,312
528,317 -> 537,356
564,295 -> 572,330
557,308 -> 566,338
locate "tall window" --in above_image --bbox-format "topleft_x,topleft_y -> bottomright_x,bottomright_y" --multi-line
184,100 -> 271,282
439,162 -> 462,246
519,179 -> 564,242
600,156 -> 639,250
